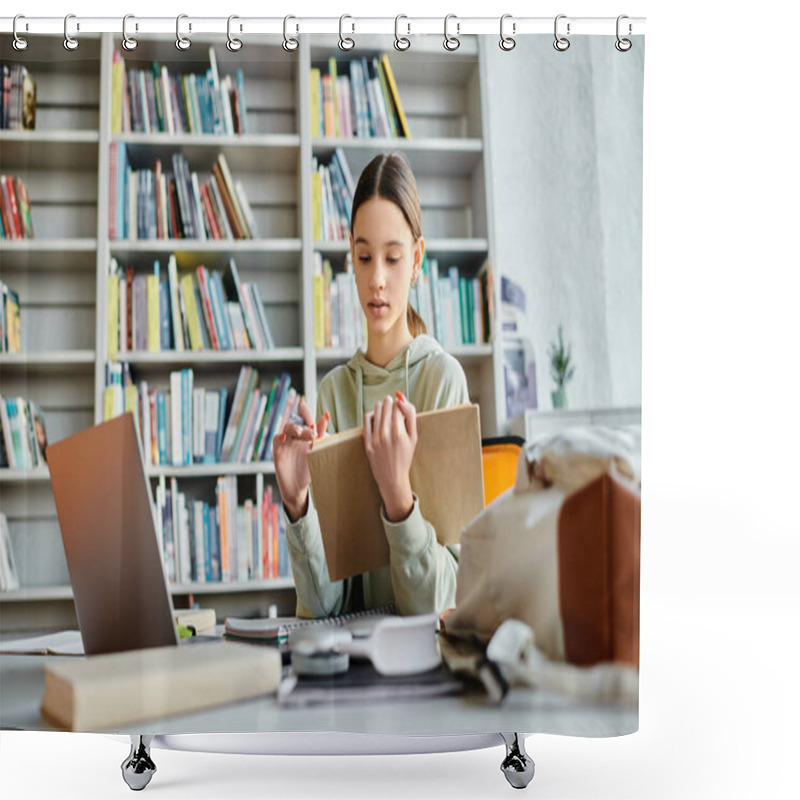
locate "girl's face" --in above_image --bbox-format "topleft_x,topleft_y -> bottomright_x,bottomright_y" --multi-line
350,196 -> 423,342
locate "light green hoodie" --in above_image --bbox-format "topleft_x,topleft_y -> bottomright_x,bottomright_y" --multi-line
285,334 -> 470,618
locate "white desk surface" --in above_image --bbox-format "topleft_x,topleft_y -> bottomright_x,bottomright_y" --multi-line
0,651 -> 637,739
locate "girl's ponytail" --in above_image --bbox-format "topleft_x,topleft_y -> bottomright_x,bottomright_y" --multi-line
406,304 -> 427,337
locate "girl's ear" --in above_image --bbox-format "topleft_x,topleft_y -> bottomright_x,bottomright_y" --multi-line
414,235 -> 425,272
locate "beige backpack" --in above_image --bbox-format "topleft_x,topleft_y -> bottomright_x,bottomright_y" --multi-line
443,426 -> 641,703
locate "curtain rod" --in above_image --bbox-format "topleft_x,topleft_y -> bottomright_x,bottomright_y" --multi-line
0,15 -> 646,38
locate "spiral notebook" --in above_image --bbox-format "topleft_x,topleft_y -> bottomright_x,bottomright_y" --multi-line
224,604 -> 396,642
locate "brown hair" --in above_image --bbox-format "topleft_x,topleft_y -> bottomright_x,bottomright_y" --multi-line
350,152 -> 427,337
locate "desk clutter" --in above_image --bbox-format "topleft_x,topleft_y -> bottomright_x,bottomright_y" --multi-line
32,611 -> 450,730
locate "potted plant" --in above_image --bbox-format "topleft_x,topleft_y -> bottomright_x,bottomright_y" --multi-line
547,325 -> 575,409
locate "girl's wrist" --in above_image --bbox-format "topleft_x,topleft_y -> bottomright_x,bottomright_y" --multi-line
284,488 -> 309,523
383,486 -> 415,523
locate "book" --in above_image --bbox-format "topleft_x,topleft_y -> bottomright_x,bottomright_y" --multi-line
0,510 -> 20,592
41,641 -> 281,731
306,403 -> 484,582
174,607 -> 217,634
248,282 -> 275,349
0,630 -> 84,656
380,54 -> 410,138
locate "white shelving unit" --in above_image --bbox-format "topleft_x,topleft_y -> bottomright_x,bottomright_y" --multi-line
0,33 -> 503,631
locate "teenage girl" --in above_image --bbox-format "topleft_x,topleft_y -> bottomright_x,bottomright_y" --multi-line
273,152 -> 469,618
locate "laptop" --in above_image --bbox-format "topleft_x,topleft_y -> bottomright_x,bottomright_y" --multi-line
47,412 -> 183,655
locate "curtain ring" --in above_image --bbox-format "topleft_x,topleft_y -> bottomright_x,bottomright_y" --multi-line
176,14 -> 191,51
443,14 -> 460,52
394,15 -> 410,51
227,15 -> 243,52
339,15 -> 355,51
63,13 -> 79,51
499,14 -> 516,51
615,15 -> 632,52
553,14 -> 570,51
283,15 -> 299,52
12,15 -> 28,51
122,14 -> 138,51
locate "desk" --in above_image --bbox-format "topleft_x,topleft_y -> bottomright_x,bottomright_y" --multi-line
0,652 -> 637,739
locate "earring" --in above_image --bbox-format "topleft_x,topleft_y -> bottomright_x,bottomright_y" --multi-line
411,277 -> 418,290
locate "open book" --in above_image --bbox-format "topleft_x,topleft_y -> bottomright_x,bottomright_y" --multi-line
306,403 -> 484,581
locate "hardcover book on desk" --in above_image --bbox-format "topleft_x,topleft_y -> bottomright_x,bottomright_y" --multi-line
0,24 -> 644,796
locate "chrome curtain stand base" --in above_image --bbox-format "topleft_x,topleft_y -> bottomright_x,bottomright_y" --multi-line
119,732 -> 534,789
121,735 -> 156,791
500,732 -> 535,789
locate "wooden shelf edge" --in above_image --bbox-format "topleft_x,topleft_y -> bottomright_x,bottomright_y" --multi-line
114,133 -> 301,148
0,467 -> 50,483
146,462 -> 276,478
0,130 -> 99,143
312,137 -> 483,151
0,580 -> 295,602
116,348 -> 304,365
0,239 -> 97,251
109,239 -> 302,252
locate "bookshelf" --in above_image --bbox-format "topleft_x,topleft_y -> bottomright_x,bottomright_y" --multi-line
0,33 -> 503,631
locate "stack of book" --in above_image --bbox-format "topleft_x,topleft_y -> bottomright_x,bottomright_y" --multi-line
218,367 -> 297,464
155,476 -> 289,585
409,255 -> 490,348
103,362 -> 226,466
1,63 -> 36,130
0,175 -> 34,239
0,280 -> 22,353
310,252 -> 491,350
311,148 -> 356,243
310,54 -> 410,139
107,256 -> 274,358
109,146 -> 258,240
313,252 -> 367,352
111,47 -> 248,135
103,365 -> 296,467
0,395 -> 47,470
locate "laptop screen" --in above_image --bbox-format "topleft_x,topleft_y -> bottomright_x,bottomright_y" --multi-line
47,413 -> 179,655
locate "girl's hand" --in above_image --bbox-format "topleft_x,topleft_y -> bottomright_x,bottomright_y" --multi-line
273,396 -> 330,522
363,391 -> 417,522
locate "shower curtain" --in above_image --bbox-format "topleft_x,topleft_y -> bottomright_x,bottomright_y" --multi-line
0,18 -> 644,793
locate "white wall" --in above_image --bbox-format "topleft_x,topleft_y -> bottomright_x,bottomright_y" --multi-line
483,35 -> 643,410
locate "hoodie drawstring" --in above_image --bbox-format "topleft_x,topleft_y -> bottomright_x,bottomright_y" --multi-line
355,337 -> 421,421
357,361 -> 364,422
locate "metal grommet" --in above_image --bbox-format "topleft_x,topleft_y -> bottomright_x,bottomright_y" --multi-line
499,14 -> 516,51
63,13 -> 79,51
122,14 -> 138,51
12,15 -> 28,51
338,14 -> 355,51
615,14 -> 632,52
394,15 -> 410,51
283,15 -> 299,52
553,14 -> 570,51
443,14 -> 460,52
176,14 -> 191,51
227,15 -> 243,52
